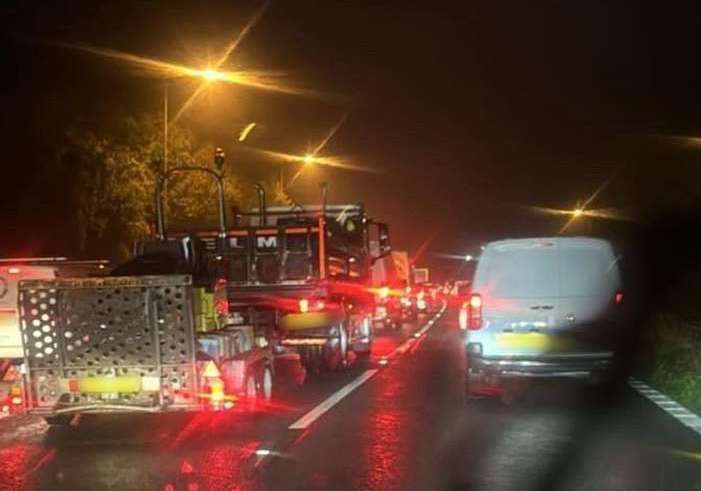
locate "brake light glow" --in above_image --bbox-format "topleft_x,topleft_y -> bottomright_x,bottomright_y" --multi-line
7,267 -> 20,274
615,291 -> 624,305
379,286 -> 390,299
468,293 -> 483,330
299,298 -> 326,313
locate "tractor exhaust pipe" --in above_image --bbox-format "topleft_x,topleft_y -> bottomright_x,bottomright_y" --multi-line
320,182 -> 328,216
254,183 -> 267,226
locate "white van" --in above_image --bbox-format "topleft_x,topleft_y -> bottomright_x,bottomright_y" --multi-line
1,264 -> 58,360
1,259 -> 109,360
462,237 -> 622,396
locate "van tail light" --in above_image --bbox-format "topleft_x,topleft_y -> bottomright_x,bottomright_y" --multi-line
468,293 -> 483,330
615,291 -> 624,305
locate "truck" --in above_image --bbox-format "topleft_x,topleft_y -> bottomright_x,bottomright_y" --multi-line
16,167 -> 285,424
372,251 -> 416,329
176,183 -> 393,373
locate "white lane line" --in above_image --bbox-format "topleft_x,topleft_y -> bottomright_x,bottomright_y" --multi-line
289,306 -> 446,431
289,369 -> 379,430
629,377 -> 701,437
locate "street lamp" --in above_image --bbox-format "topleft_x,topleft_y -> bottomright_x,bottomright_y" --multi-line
162,67 -> 227,175
572,208 -> 584,218
464,254 -> 473,262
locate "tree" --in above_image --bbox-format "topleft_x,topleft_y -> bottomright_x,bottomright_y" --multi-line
57,114 -> 249,259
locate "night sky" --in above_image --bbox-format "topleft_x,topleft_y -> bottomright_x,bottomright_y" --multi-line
3,1 -> 701,276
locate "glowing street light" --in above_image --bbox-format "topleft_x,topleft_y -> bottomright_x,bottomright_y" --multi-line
572,208 -> 584,218
201,68 -> 224,82
464,254 -> 473,262
303,154 -> 317,165
162,66 -> 227,174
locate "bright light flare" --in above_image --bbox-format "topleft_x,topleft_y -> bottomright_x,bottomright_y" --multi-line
200,68 -> 225,82
255,148 -> 383,174
238,122 -> 257,142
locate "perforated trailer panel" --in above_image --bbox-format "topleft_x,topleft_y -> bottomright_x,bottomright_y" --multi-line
17,275 -> 200,412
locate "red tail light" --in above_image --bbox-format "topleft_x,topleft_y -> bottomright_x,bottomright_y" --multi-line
468,293 -> 483,330
214,279 -> 229,316
615,291 -> 624,305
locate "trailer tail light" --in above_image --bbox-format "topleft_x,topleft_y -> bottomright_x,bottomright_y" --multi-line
468,293 -> 483,330
214,279 -> 229,316
615,291 -> 624,305
299,298 -> 310,313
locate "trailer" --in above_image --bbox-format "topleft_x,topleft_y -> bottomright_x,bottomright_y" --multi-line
16,166 -> 284,423
1,258 -> 109,416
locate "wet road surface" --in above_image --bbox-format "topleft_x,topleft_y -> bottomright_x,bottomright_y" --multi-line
1,308 -> 700,490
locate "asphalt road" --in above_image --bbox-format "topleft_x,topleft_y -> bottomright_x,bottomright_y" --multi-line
1,309 -> 700,490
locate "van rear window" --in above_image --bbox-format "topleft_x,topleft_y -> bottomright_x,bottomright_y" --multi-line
560,245 -> 617,297
480,247 -> 558,298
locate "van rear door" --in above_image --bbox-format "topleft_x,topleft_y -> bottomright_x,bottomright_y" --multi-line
557,239 -> 620,351
475,239 -> 562,356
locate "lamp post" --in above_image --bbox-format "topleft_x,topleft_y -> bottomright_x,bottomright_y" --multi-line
161,67 -> 229,175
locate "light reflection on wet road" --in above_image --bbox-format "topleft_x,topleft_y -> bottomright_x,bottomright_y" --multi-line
1,310 -> 700,490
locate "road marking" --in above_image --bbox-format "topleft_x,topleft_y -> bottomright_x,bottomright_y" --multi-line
289,369 -> 379,429
288,306 -> 446,431
629,377 -> 701,437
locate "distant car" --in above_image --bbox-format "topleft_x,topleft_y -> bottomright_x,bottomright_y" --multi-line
462,237 -> 623,400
